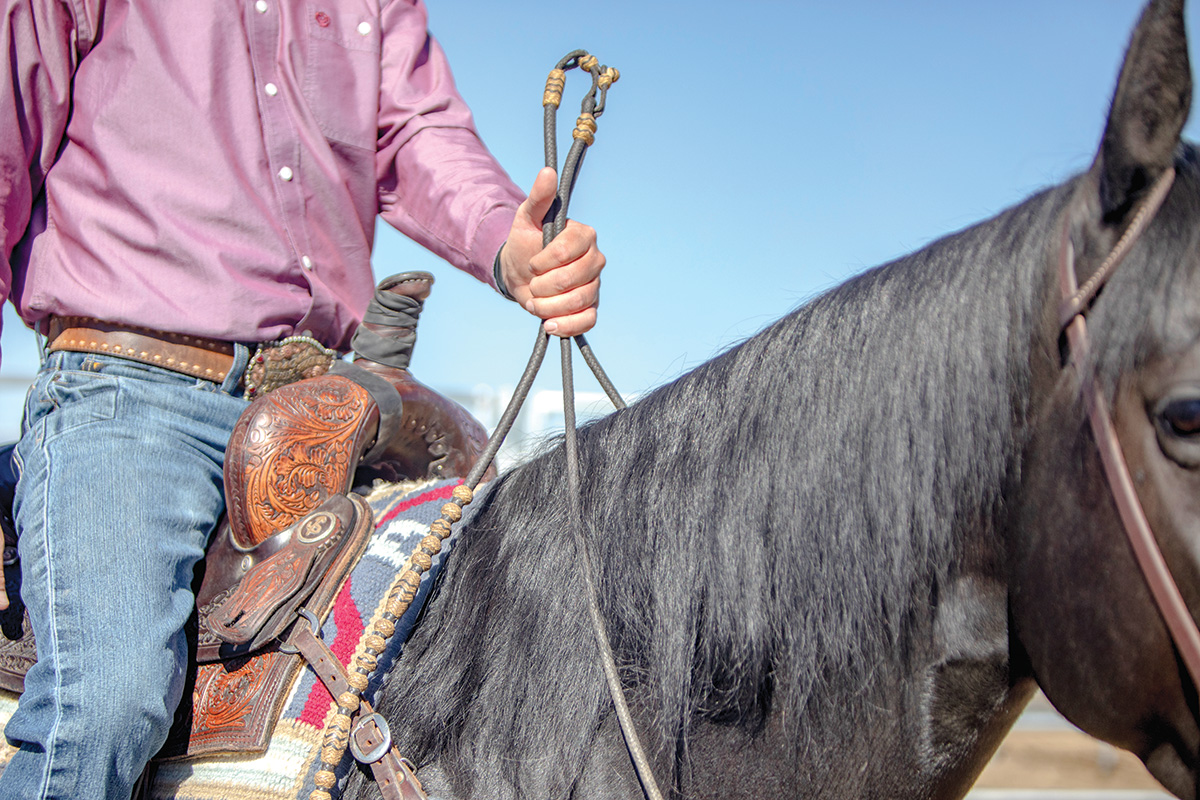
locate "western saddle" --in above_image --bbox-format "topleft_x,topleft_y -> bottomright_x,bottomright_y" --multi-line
0,271 -> 490,762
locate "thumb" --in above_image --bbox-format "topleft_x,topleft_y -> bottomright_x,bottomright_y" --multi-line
517,167 -> 559,230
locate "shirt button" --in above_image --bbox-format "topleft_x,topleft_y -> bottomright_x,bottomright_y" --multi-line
264,82 -> 278,96
301,256 -> 314,270
255,0 -> 268,12
357,21 -> 372,35
278,166 -> 294,181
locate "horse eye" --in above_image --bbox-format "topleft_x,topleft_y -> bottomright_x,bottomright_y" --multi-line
1159,397 -> 1200,437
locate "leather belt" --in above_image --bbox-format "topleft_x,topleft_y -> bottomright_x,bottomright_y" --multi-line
46,316 -> 238,383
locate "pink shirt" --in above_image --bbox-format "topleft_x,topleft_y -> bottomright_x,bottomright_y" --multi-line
0,0 -> 525,355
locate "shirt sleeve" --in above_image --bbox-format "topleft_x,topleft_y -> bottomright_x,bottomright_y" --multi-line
0,0 -> 91,350
375,0 -> 525,291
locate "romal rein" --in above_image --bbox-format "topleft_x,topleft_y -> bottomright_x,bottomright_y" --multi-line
302,53 -> 669,800
1058,167 -> 1200,689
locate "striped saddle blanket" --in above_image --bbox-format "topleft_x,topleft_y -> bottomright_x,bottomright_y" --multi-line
0,478 -> 469,800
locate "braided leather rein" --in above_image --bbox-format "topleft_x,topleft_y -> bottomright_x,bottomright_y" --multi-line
304,52 -> 668,800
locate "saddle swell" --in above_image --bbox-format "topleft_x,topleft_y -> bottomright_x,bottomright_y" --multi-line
352,360 -> 491,485
224,373 -> 379,550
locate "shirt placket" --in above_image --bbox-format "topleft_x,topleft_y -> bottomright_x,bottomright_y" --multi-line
246,0 -> 318,335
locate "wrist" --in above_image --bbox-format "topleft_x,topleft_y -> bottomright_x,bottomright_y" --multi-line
493,244 -> 517,302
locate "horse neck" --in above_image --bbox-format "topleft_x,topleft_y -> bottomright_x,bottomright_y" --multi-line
361,185 -> 1071,800
569,184 -> 1059,709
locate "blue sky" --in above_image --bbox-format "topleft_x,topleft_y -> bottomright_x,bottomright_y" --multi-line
3,1 -> 1195,412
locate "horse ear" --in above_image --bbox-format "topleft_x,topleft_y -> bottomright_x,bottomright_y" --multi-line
1095,0 -> 1191,223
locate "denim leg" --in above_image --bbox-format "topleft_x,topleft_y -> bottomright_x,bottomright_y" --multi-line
0,351 -> 248,800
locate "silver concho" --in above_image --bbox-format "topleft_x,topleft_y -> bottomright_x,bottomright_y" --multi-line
298,510 -> 337,543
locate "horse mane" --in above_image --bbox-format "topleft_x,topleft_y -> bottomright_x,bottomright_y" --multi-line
363,148 -> 1200,798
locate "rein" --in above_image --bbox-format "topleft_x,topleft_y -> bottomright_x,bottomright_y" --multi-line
1057,167 -> 1200,689
303,53 -> 668,800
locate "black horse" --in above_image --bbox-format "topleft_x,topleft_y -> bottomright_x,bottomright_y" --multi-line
349,1 -> 1200,797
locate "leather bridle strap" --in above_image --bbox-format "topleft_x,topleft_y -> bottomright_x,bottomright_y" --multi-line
287,617 -> 427,800
539,52 -> 666,800
300,53 -> 662,800
1058,167 -> 1200,688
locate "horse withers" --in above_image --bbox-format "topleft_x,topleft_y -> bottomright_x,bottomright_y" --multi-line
343,1 -> 1200,798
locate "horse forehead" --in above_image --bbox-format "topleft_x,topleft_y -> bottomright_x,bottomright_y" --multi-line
1127,324 -> 1200,391
1097,252 -> 1200,380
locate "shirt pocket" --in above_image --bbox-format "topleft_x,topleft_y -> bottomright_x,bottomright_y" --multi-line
303,3 -> 382,150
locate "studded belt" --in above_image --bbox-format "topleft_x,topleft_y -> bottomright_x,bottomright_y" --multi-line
45,317 -> 339,393
46,316 -> 240,383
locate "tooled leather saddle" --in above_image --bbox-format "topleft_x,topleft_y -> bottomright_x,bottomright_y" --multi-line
0,271 -> 488,758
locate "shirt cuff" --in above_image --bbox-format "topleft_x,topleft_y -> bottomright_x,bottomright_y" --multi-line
471,204 -> 518,290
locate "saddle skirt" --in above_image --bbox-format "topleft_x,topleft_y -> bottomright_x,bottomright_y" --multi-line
0,478 -> 468,795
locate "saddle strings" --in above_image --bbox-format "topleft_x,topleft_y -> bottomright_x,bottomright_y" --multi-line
308,53 -> 666,800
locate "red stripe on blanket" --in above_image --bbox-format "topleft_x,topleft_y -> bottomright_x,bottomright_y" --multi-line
298,578 -> 364,727
374,481 -> 460,528
295,480 -> 464,728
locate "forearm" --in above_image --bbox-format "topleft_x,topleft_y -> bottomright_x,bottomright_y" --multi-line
378,126 -> 522,286
372,0 -> 603,336
374,0 -> 523,288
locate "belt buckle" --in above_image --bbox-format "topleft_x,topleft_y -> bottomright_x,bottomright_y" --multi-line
244,336 -> 338,399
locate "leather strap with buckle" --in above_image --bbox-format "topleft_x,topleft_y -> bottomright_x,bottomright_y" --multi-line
285,614 -> 427,800
46,316 -> 238,383
46,317 -> 340,396
244,336 -> 338,399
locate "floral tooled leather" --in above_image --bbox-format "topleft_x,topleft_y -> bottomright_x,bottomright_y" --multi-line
224,374 -> 378,549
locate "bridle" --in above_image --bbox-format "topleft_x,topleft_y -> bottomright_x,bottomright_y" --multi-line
1057,166 -> 1200,688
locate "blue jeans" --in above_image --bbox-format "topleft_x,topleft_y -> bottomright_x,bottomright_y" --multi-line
0,348 -> 250,799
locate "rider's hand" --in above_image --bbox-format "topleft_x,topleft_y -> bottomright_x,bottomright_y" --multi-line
499,167 -> 605,337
